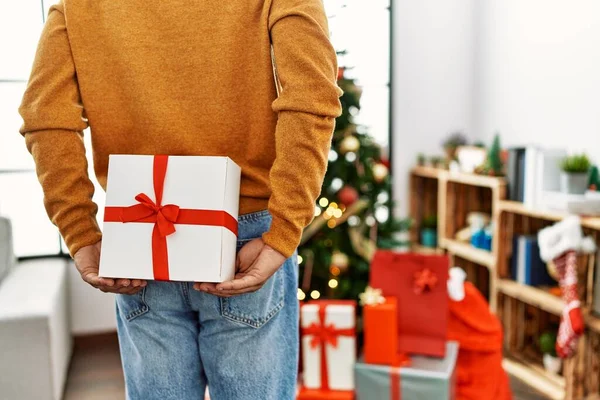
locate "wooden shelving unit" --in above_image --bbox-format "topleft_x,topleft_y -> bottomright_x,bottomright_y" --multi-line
408,167 -> 600,399
502,357 -> 566,400
440,238 -> 495,270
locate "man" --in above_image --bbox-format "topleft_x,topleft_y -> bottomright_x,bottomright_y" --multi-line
19,0 -> 341,399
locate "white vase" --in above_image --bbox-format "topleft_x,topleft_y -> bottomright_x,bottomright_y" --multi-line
543,353 -> 562,374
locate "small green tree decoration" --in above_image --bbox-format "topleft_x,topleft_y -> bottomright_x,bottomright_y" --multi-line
476,133 -> 504,176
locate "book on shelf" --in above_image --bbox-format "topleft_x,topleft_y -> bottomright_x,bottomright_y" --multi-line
511,235 -> 556,287
506,146 -> 566,207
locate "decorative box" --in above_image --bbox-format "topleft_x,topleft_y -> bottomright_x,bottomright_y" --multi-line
370,251 -> 449,358
355,341 -> 458,400
363,296 -> 398,365
99,155 -> 240,282
300,300 -> 356,391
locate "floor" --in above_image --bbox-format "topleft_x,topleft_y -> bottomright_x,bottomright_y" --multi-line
63,333 -> 550,400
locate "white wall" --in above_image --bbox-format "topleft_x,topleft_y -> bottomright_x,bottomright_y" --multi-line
475,0 -> 600,162
392,0 -> 478,216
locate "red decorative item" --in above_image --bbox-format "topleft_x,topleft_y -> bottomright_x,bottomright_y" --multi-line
389,356 -> 412,400
337,67 -> 345,81
338,186 -> 359,207
448,282 -> 513,400
413,268 -> 438,294
104,155 -> 238,281
380,157 -> 391,169
370,251 -> 449,358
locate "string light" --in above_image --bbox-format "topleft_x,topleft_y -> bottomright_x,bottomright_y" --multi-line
314,206 -> 322,217
297,289 -> 306,301
330,266 -> 341,276
319,197 -> 329,207
333,209 -> 343,218
327,219 -> 337,229
310,290 -> 321,300
297,255 -> 303,264
330,202 -> 338,209
328,279 -> 339,289
345,152 -> 357,162
348,216 -> 360,227
366,215 -> 376,226
329,150 -> 338,162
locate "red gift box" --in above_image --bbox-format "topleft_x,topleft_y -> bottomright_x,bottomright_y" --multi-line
364,296 -> 399,365
369,251 -> 449,358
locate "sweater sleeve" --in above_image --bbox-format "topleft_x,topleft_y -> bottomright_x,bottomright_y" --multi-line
19,1 -> 102,257
262,0 -> 343,258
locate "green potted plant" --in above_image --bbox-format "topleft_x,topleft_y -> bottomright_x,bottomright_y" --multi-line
429,156 -> 444,169
442,132 -> 467,161
559,154 -> 591,194
540,331 -> 561,374
420,216 -> 438,248
417,153 -> 426,166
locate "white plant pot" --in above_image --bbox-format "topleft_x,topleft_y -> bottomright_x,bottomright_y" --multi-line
543,353 -> 562,374
560,172 -> 589,194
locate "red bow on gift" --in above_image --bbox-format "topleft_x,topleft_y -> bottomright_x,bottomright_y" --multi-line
104,155 -> 238,281
302,305 -> 354,391
413,268 -> 438,294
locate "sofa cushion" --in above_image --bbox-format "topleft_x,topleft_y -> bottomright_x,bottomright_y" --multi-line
0,217 -> 15,285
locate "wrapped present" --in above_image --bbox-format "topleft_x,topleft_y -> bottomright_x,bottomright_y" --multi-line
99,155 -> 240,282
301,300 -> 356,391
355,341 -> 459,400
370,251 -> 449,358
360,287 -> 398,365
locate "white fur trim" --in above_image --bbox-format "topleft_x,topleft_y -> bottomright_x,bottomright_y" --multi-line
581,236 -> 597,254
538,216 -> 584,262
447,267 -> 467,301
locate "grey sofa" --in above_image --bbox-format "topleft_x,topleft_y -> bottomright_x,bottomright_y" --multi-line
0,217 -> 72,400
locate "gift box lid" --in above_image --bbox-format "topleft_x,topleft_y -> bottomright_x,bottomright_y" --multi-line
356,341 -> 459,379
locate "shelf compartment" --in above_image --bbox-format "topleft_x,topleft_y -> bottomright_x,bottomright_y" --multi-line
503,357 -> 565,400
441,238 -> 494,269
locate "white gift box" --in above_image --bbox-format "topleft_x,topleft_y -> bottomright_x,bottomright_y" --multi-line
99,155 -> 241,282
301,301 -> 356,391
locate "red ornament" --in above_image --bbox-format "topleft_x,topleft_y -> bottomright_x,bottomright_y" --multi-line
338,186 -> 359,206
380,157 -> 391,169
337,67 -> 345,81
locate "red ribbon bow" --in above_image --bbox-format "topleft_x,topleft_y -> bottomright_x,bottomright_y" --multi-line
104,155 -> 238,281
413,268 -> 438,294
301,305 -> 354,391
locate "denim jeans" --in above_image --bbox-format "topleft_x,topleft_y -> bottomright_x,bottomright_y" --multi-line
115,211 -> 299,400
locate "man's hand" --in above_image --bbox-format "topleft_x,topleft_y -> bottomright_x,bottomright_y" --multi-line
194,238 -> 286,297
74,241 -> 146,294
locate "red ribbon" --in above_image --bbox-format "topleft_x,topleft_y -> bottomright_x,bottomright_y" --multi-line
301,304 -> 354,390
104,155 -> 238,281
413,268 -> 438,294
390,354 -> 411,400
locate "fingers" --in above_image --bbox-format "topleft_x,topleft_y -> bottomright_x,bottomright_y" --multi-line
217,274 -> 262,292
82,271 -> 146,294
193,280 -> 263,297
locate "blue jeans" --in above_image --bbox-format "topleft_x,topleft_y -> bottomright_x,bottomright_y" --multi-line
115,211 -> 299,400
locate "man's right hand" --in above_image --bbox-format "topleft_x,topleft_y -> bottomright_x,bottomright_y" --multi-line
74,241 -> 146,294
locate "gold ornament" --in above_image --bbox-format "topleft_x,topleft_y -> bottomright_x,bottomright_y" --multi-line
359,286 -> 385,306
340,136 -> 360,154
372,163 -> 389,183
331,251 -> 349,270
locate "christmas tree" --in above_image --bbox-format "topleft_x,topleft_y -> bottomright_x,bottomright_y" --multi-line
297,67 -> 409,301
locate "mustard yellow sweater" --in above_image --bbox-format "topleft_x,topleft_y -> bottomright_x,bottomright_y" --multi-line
19,0 -> 342,258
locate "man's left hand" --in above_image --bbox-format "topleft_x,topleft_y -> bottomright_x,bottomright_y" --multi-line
193,238 -> 286,297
